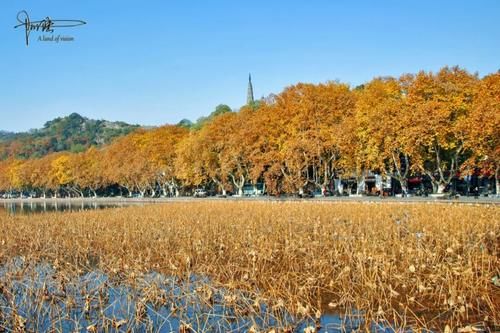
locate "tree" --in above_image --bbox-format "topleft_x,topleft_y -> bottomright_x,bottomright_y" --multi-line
220,110 -> 252,196
248,82 -> 355,194
177,113 -> 236,195
28,154 -> 58,198
355,77 -> 411,194
143,125 -> 188,197
175,132 -> 209,189
0,160 -> 10,193
193,104 -> 233,130
404,67 -> 478,193
70,148 -> 106,197
177,119 -> 194,129
0,159 -> 24,195
49,154 -> 74,197
459,72 -> 500,194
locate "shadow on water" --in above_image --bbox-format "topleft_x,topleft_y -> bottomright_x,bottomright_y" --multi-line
0,260 -> 420,333
0,201 -> 145,215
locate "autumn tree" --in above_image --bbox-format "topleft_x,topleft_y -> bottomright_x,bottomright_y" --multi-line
249,82 -> 356,194
242,102 -> 285,195
175,132 -> 209,189
176,112 -> 236,195
49,153 -> 74,197
103,133 -> 144,196
119,130 -> 157,197
219,108 -> 254,196
0,160 -> 13,193
70,148 -> 106,197
404,67 -> 478,193
29,154 -> 58,198
459,72 -> 500,194
142,125 -> 188,196
355,77 -> 412,194
5,159 -> 26,194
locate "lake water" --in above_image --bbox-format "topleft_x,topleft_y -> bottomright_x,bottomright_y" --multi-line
0,201 -> 144,215
0,259 -> 403,333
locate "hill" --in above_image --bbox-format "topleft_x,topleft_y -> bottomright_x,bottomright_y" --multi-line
0,113 -> 140,159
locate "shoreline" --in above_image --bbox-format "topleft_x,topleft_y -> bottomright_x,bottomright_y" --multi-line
1,196 -> 499,205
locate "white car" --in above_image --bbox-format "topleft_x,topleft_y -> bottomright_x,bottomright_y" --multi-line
193,189 -> 207,198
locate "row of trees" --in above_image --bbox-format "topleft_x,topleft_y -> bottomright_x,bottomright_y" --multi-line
0,67 -> 498,197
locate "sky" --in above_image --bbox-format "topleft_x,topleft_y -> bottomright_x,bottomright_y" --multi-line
0,1 -> 499,132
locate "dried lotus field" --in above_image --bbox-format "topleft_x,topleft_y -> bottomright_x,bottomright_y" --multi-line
0,201 -> 498,332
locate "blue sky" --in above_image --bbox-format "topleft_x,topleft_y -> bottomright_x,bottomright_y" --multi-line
0,1 -> 499,132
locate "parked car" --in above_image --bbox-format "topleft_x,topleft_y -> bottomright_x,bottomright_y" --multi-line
298,190 -> 314,198
193,189 -> 207,198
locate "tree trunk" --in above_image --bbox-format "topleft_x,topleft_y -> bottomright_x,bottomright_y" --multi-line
212,177 -> 225,196
425,172 -> 447,195
495,167 -> 499,197
73,187 -> 84,198
356,174 -> 365,195
123,186 -> 132,197
427,143 -> 460,194
323,163 -> 329,188
231,174 -> 245,196
335,177 -> 343,196
400,179 -> 408,196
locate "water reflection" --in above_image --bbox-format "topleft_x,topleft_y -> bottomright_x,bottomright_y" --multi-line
0,201 -> 143,215
0,260 -> 404,333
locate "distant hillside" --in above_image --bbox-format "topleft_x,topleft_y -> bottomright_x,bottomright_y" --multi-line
0,131 -> 16,141
0,113 -> 140,159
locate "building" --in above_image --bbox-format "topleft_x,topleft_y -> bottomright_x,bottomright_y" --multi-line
247,73 -> 254,105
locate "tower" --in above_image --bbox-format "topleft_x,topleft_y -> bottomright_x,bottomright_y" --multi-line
247,73 -> 254,105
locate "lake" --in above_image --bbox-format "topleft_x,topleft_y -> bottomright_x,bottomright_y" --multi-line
0,260 -> 398,333
0,200 -> 145,215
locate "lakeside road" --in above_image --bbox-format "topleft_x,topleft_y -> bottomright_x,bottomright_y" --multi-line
2,195 -> 499,205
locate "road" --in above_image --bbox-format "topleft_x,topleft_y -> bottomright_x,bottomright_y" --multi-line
1,195 -> 499,205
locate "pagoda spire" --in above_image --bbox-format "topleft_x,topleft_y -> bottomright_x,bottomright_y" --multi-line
247,73 -> 254,105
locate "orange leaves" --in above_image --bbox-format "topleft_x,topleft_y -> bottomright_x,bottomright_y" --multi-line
354,77 -> 406,174
100,125 -> 189,193
406,67 -> 478,141
0,66 -> 497,196
50,154 -> 73,187
459,72 -> 500,173
250,82 -> 356,192
402,67 -> 481,191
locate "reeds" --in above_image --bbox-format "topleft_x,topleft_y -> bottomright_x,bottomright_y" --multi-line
0,201 -> 498,332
